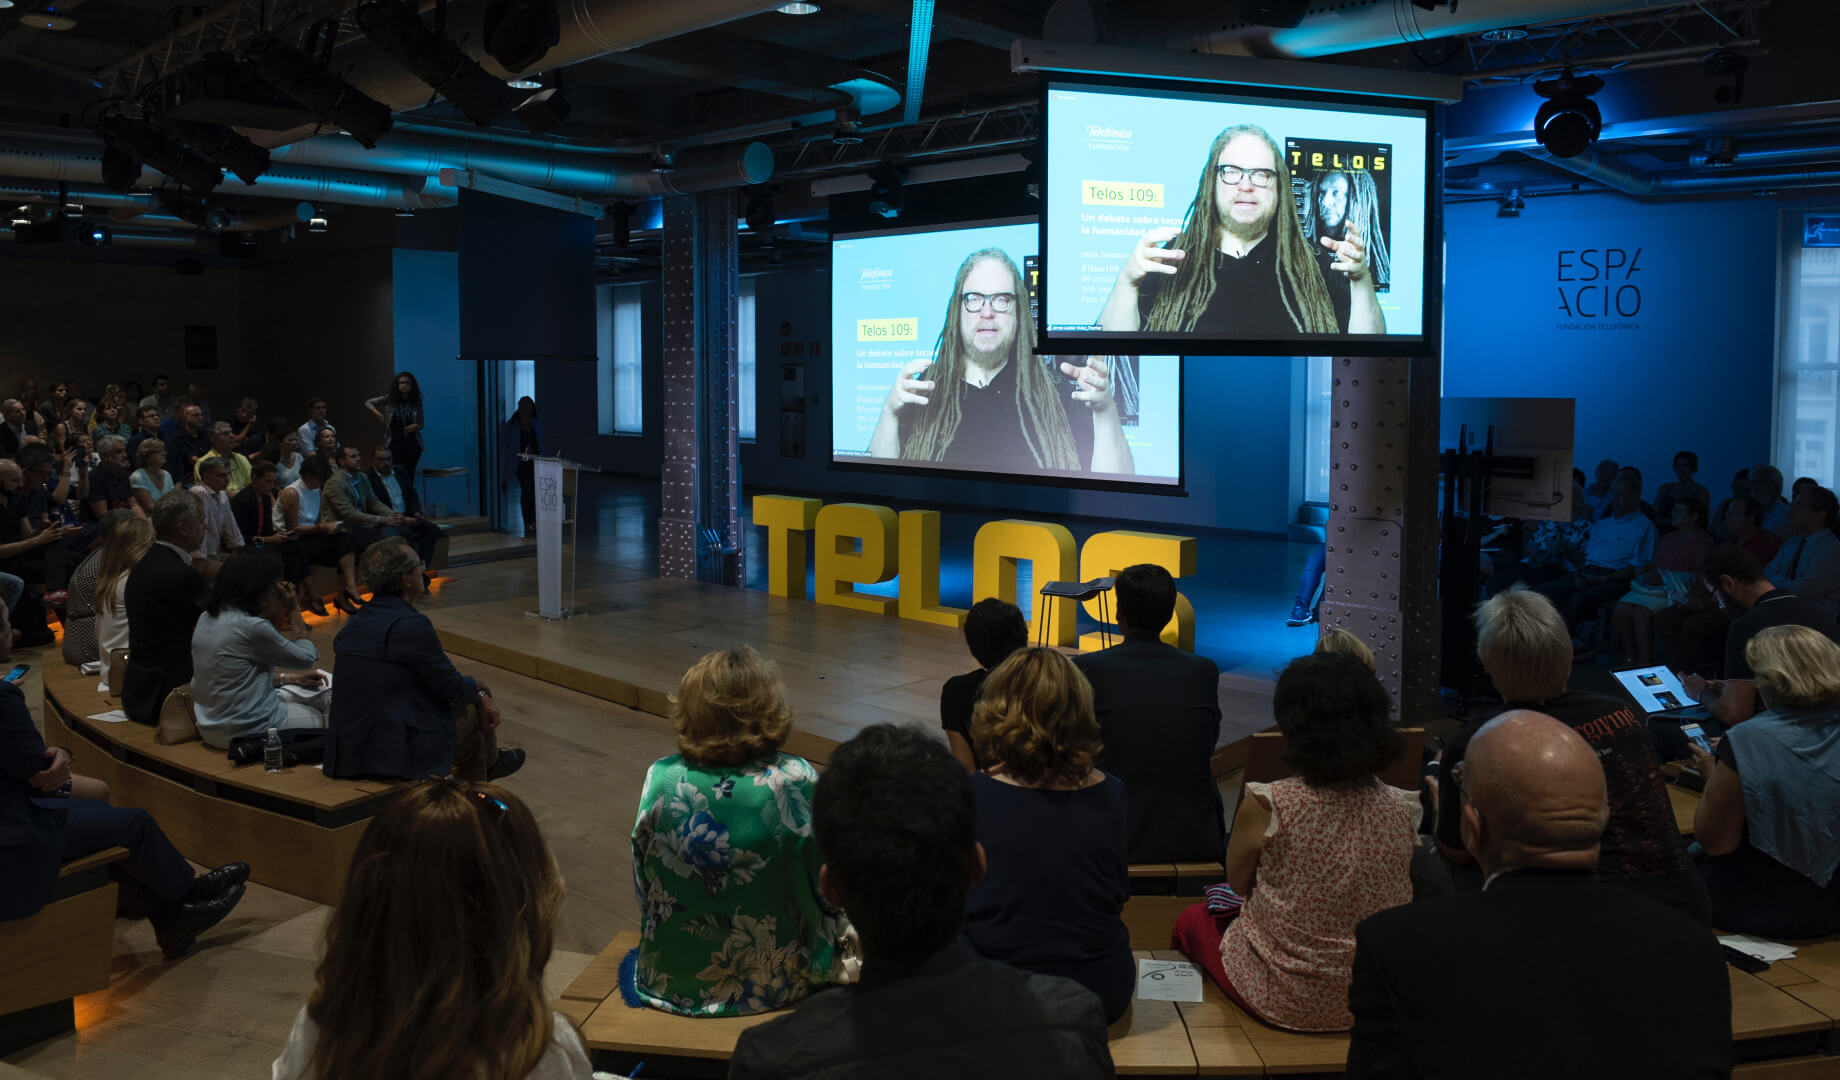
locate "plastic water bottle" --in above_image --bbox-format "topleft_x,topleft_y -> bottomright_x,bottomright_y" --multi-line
264,727 -> 284,772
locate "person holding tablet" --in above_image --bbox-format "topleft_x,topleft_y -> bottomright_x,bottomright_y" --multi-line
1097,125 -> 1384,338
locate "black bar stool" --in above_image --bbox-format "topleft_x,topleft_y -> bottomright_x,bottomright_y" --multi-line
1036,577 -> 1116,649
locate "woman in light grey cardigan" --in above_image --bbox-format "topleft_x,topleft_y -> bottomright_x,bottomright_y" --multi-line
189,550 -> 327,748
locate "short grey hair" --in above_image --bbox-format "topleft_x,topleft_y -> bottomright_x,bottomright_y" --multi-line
210,421 -> 234,438
196,456 -> 228,479
1474,587 -> 1571,702
95,434 -> 126,456
151,488 -> 201,541
359,537 -> 420,594
1,398 -> 18,411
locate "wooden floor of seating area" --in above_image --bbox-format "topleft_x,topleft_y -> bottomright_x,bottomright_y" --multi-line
558,931 -> 1840,1078
416,557 -> 1278,770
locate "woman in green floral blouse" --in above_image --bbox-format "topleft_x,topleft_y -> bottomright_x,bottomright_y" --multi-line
626,646 -> 842,1016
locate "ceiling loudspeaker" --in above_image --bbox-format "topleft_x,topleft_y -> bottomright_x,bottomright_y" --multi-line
482,0 -> 560,72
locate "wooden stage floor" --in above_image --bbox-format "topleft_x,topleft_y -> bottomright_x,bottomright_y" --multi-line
418,557 -> 1278,768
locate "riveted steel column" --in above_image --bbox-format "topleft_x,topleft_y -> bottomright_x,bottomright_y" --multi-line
659,191 -> 743,585
1320,355 -> 1441,723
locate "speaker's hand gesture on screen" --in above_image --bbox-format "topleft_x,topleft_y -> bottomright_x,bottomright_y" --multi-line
1120,227 -> 1184,288
1061,357 -> 1115,415
881,357 -> 935,418
1322,221 -> 1369,282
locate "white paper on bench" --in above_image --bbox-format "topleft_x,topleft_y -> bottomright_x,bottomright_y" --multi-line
280,669 -> 333,704
1722,935 -> 1798,963
87,709 -> 130,724
1137,958 -> 1205,1002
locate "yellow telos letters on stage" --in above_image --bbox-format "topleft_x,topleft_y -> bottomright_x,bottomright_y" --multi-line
1079,530 -> 1197,651
814,503 -> 899,615
752,495 -> 1199,652
972,520 -> 1079,647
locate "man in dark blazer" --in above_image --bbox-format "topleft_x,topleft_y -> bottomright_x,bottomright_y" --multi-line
364,445 -> 443,576
1072,563 -> 1223,863
1344,711 -> 1732,1079
0,679 -> 247,956
121,489 -> 209,726
0,398 -> 44,458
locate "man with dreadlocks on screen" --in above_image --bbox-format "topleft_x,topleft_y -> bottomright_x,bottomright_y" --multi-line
1098,124 -> 1385,337
1304,167 -> 1392,298
868,247 -> 1135,475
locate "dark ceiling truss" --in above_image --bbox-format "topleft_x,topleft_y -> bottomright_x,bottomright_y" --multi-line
100,0 -> 357,104
1454,0 -> 1763,84
776,99 -> 1036,176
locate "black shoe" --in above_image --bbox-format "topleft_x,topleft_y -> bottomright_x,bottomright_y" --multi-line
156,882 -> 246,960
16,629 -> 54,649
302,592 -> 329,617
423,572 -> 435,588
486,748 -> 526,781
1284,601 -> 1315,628
332,592 -> 360,616
184,862 -> 250,904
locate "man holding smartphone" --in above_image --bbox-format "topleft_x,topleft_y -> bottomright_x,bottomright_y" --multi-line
0,458 -> 80,649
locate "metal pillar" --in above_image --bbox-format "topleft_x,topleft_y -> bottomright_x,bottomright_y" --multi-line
659,191 -> 744,585
1320,355 -> 1442,724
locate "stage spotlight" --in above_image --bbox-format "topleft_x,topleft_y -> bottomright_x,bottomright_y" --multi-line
1497,189 -> 1524,218
308,213 -> 329,233
355,0 -> 506,127
245,36 -> 394,147
100,144 -> 143,193
1704,136 -> 1738,168
98,115 -> 222,193
831,106 -> 863,146
743,186 -> 776,233
163,119 -> 271,185
506,74 -> 543,90
513,87 -> 571,133
1705,49 -> 1748,105
481,0 -> 559,73
1532,68 -> 1604,159
867,165 -> 903,219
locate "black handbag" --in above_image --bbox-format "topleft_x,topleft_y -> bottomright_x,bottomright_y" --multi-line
226,728 -> 328,766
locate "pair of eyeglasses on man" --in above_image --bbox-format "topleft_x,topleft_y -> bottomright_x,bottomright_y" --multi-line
1215,164 -> 1278,188
960,291 -> 1017,313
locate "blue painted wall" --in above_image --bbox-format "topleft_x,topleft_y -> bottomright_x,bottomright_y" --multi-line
1442,193 -> 1778,501
391,249 -> 470,515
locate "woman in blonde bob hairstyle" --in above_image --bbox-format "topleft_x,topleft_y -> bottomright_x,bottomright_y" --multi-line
628,646 -> 841,1016
1747,624 -> 1840,710
670,645 -> 795,766
963,646 -> 1134,1021
970,645 -> 1105,788
272,781 -> 587,1080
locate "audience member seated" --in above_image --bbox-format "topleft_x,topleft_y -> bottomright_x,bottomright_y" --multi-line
1656,499 -> 1768,675
626,646 -> 841,1016
233,461 -> 356,618
965,647 -> 1132,1022
1074,563 -> 1224,863
312,424 -> 341,468
229,397 -> 264,458
164,404 -> 211,485
1581,458 -> 1617,520
1533,473 -> 1654,639
190,551 -> 327,749
730,724 -> 1114,1079
0,397 -> 45,457
84,435 -> 137,524
323,446 -> 406,556
1616,465 -> 1660,521
1686,544 -> 1840,728
137,374 -> 180,421
296,397 -> 332,456
189,457 -> 245,560
93,514 -> 152,693
940,597 -> 1027,772
0,457 -> 76,649
1344,711 -> 1731,1079
1612,497 -> 1713,665
324,540 -> 523,781
129,436 -> 175,516
121,490 -> 209,725
364,446 -> 444,576
272,456 -> 364,615
1172,652 -> 1416,1033
196,421 -> 252,495
1315,626 -> 1376,669
1753,464 -> 1793,539
1762,484 -> 1840,614
1691,625 -> 1840,938
270,781 -> 591,1080
1,675 -> 249,957
269,428 -> 305,488
51,398 -> 90,458
1709,468 -> 1751,543
59,508 -> 136,667
89,395 -> 132,442
126,404 -> 163,464
16,443 -> 85,594
1436,589 -> 1710,921
1794,475 -> 1820,502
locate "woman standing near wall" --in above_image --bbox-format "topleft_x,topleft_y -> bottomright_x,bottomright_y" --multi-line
367,372 -> 424,490
503,397 -> 542,538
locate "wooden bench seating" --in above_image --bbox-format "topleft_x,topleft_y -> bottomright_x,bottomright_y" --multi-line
559,930 -> 1840,1077
0,846 -> 128,1054
40,662 -> 400,905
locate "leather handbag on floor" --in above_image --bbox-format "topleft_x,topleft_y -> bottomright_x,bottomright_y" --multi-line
227,728 -> 328,766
